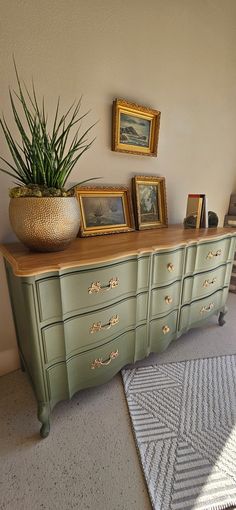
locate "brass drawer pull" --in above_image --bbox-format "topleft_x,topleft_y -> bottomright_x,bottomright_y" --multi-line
88,277 -> 119,294
91,349 -> 119,369
203,277 -> 217,288
162,325 -> 170,335
200,302 -> 215,313
90,314 -> 119,334
167,263 -> 175,272
206,249 -> 222,260
165,296 -> 173,304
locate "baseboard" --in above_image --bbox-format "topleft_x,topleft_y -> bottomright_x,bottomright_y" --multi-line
0,347 -> 20,376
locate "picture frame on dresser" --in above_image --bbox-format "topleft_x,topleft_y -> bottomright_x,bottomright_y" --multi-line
76,185 -> 134,237
132,175 -> 168,230
112,98 -> 161,156
224,215 -> 236,228
228,193 -> 236,216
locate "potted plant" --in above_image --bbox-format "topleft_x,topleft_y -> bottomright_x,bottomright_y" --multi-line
0,63 -> 97,252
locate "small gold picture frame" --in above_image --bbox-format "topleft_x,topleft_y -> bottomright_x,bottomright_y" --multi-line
76,186 -> 134,237
112,98 -> 161,157
132,175 -> 168,230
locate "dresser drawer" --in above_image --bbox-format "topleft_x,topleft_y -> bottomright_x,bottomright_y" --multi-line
152,249 -> 185,286
185,238 -> 231,274
149,310 -> 178,353
46,327 -> 140,404
150,281 -> 181,317
42,294 -> 147,364
37,258 -> 149,322
179,287 -> 229,331
182,263 -> 232,304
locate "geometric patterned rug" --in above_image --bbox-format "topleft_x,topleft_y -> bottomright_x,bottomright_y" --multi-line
122,355 -> 236,510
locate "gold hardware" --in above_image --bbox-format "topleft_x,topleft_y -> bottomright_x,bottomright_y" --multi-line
88,277 -> 119,294
200,302 -> 215,313
91,349 -> 119,369
165,296 -> 173,304
206,249 -> 222,260
162,325 -> 170,334
203,277 -> 217,288
167,263 -> 175,272
90,314 -> 119,334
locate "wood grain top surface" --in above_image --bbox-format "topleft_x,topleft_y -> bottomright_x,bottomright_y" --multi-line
1,225 -> 236,277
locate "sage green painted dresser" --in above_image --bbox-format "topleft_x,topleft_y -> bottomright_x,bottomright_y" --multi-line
1,226 -> 236,438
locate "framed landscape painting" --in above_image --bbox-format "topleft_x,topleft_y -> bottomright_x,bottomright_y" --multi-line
112,99 -> 161,156
132,175 -> 168,230
76,186 -> 134,237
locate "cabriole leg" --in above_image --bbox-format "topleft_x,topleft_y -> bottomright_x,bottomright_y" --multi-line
38,402 -> 50,438
218,305 -> 228,327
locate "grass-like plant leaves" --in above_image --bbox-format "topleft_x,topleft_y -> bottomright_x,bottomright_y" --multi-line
0,62 -> 97,190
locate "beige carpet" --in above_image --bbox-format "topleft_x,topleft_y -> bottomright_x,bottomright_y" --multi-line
0,293 -> 236,510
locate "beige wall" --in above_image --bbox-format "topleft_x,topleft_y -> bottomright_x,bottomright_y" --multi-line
1,0 -> 236,375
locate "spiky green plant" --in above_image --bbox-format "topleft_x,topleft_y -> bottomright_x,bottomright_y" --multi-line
0,63 -> 98,196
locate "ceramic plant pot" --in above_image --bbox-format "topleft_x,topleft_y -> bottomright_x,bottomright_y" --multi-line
9,196 -> 80,252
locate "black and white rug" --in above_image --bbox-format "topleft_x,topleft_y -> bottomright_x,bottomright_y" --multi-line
122,355 -> 236,510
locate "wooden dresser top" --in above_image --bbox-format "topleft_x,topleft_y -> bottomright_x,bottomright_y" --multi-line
1,225 -> 236,277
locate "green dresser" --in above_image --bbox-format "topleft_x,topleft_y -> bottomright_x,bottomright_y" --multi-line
1,226 -> 236,437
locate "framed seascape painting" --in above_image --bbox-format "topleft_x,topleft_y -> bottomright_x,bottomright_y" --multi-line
112,99 -> 161,156
76,186 -> 134,237
132,175 -> 168,230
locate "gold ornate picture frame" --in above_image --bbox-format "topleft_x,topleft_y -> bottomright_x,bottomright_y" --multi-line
132,175 -> 168,230
112,99 -> 161,156
76,186 -> 134,237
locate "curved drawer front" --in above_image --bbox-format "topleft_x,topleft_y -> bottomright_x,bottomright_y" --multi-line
149,310 -> 178,353
42,294 -> 147,364
152,249 -> 184,286
150,281 -> 181,317
46,328 -> 140,405
37,257 -> 149,323
185,238 -> 231,274
179,287 -> 229,331
182,263 -> 232,304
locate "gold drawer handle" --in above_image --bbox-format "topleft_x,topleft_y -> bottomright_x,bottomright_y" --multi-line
167,263 -> 175,272
162,325 -> 170,335
206,249 -> 222,260
91,349 -> 119,369
200,302 -> 215,313
203,277 -> 217,288
165,296 -> 173,304
90,314 -> 119,334
88,277 -> 119,294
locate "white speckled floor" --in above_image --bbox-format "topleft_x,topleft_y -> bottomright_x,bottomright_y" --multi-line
0,293 -> 236,510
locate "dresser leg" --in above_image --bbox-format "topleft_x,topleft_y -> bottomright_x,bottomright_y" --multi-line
38,402 -> 50,438
218,306 -> 228,327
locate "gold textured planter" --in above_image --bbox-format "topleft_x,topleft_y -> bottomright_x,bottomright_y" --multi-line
9,196 -> 80,252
